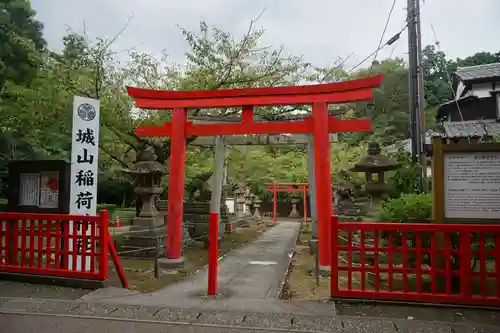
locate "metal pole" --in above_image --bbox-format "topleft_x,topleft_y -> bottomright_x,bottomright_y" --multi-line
210,136 -> 226,241
307,135 -> 318,239
154,236 -> 160,279
416,0 -> 428,192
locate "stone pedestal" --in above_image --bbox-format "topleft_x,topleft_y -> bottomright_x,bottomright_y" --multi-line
121,216 -> 165,258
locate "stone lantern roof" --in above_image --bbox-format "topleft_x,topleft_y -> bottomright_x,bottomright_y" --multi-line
350,142 -> 400,173
124,148 -> 167,175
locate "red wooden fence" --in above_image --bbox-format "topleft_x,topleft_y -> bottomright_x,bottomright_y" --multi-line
330,215 -> 500,307
0,211 -> 109,281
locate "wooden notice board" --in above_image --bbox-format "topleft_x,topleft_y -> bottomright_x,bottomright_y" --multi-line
432,138 -> 500,224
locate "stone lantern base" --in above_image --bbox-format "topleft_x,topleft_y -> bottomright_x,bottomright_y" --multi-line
120,215 -> 165,258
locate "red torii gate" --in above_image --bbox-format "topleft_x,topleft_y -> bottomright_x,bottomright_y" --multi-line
127,74 -> 383,269
265,183 -> 309,225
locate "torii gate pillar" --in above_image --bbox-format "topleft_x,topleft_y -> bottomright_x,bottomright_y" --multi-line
312,102 -> 333,270
164,108 -> 187,264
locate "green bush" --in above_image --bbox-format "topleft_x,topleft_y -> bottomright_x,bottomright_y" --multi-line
376,193 -> 432,222
0,198 -> 7,212
96,204 -> 117,215
386,146 -> 429,197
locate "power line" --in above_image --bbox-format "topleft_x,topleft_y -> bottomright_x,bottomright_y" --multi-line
369,0 -> 398,75
347,24 -> 407,74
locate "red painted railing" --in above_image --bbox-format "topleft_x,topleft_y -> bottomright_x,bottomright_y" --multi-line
0,211 -> 109,281
208,212 -> 219,296
330,216 -> 500,307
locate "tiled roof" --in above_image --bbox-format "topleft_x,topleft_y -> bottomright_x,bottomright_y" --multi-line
441,120 -> 500,138
456,63 -> 500,82
384,130 -> 439,154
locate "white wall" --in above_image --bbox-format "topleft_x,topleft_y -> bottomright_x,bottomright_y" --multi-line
225,198 -> 234,214
470,82 -> 498,98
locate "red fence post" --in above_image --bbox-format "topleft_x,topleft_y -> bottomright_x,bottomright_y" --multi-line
99,210 -> 109,280
273,184 -> 277,224
303,185 -> 307,225
208,212 -> 219,296
330,215 -> 339,297
459,231 -> 472,297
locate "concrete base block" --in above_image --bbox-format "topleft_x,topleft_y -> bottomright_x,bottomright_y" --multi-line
158,256 -> 185,269
319,265 -> 331,277
0,272 -> 110,289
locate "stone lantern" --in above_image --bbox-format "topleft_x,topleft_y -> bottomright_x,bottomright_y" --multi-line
252,198 -> 262,220
350,142 -> 400,210
122,148 -> 167,257
243,186 -> 253,217
234,186 -> 246,219
289,195 -> 301,218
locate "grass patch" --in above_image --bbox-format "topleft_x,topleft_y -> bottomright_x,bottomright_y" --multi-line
286,223 -> 331,300
111,208 -> 136,225
109,221 -> 270,292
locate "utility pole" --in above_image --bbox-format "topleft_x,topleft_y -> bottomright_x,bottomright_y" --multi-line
416,0 -> 428,192
407,0 -> 426,192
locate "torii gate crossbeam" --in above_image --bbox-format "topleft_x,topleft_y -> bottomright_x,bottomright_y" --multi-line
127,74 -> 383,270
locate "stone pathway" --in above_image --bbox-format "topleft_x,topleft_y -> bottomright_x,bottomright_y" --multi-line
1,298 -> 499,333
85,221 -> 301,306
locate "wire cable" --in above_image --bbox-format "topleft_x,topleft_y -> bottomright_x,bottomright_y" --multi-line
347,23 -> 408,74
368,0 -> 398,75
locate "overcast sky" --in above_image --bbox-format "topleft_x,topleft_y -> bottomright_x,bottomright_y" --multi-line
32,0 -> 499,70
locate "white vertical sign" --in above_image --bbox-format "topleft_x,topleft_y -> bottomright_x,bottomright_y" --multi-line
69,96 -> 100,271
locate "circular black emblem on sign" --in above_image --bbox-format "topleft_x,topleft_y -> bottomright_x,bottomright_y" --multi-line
77,103 -> 96,121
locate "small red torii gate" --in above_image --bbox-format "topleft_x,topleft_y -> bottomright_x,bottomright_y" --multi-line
127,74 -> 383,269
265,183 -> 309,225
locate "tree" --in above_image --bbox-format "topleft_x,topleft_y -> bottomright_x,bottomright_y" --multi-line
50,17 -> 312,170
0,0 -> 46,89
344,59 -> 410,145
456,51 -> 500,67
421,45 -> 454,108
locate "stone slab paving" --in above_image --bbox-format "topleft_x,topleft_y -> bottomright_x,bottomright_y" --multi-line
0,280 -> 88,300
95,221 -> 301,305
1,297 -> 499,332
